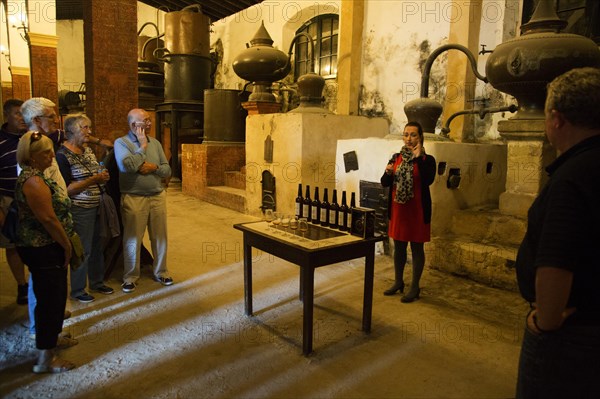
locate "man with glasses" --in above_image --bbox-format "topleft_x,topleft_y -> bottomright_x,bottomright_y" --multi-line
0,99 -> 28,305
114,108 -> 172,293
21,97 -> 67,194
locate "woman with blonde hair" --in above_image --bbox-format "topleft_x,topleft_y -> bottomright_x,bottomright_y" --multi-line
15,131 -> 76,373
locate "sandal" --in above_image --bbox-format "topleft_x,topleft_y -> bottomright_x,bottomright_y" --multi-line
57,335 -> 78,349
59,331 -> 72,339
33,357 -> 75,374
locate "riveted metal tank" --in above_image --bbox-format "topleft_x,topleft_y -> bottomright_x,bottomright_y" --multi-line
164,6 -> 210,57
162,55 -> 212,102
154,5 -> 214,178
204,89 -> 249,143
160,5 -> 212,103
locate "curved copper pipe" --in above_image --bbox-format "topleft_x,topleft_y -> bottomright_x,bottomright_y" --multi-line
137,22 -> 159,37
273,32 -> 316,76
440,104 -> 518,137
141,33 -> 165,61
420,44 -> 488,98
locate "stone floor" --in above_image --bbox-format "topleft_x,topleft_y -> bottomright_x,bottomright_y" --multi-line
0,183 -> 528,399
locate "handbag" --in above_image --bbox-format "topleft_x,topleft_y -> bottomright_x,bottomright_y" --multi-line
1,199 -> 19,243
69,232 -> 85,270
71,152 -> 120,239
98,193 -> 120,239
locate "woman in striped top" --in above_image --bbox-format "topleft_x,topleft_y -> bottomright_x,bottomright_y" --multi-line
56,114 -> 114,303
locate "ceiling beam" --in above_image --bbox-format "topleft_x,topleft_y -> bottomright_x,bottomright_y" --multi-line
201,0 -> 238,16
135,0 -> 264,21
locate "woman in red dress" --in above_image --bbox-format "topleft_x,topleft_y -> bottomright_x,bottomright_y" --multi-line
381,122 -> 436,302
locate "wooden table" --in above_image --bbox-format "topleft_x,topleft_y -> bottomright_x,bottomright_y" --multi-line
233,221 -> 384,355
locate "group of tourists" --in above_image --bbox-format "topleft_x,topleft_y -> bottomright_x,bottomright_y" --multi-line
0,98 -> 172,373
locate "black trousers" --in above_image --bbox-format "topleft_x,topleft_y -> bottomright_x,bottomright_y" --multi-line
517,322 -> 600,398
17,243 -> 67,350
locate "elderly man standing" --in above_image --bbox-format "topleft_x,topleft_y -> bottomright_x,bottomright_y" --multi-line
515,67 -> 600,398
0,99 -> 28,304
114,108 -> 172,293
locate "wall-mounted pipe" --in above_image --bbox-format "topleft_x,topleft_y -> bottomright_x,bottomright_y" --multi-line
420,44 -> 488,98
405,43 -> 489,134
138,22 -> 163,62
141,33 -> 165,61
138,22 -> 159,37
153,47 -> 171,62
440,104 -> 518,137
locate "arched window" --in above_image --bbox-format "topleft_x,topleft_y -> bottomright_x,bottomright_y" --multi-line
294,14 -> 339,80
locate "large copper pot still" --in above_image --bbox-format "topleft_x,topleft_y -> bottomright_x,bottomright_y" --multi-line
486,1 -> 600,119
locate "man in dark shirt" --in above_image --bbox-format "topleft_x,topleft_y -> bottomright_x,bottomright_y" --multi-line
0,99 -> 28,304
515,67 -> 600,398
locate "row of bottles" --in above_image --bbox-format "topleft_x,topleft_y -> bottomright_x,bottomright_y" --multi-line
295,184 -> 356,231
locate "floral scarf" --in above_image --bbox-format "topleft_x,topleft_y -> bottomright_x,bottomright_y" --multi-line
393,145 -> 417,204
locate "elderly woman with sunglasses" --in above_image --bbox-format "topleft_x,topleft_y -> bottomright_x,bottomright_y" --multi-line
56,114 -> 113,303
15,131 -> 76,373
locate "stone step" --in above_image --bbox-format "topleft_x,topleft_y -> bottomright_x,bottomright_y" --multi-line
203,186 -> 246,213
429,236 -> 518,291
224,170 -> 246,190
449,206 -> 527,247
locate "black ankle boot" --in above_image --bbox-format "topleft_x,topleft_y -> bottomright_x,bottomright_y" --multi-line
401,287 -> 420,303
383,281 -> 405,296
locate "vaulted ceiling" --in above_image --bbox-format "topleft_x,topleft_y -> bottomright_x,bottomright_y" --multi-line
56,0 -> 265,21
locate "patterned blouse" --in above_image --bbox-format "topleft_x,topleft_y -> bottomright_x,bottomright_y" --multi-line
15,167 -> 74,247
56,146 -> 103,208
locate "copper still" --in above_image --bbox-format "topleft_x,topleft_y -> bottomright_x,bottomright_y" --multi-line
154,5 -> 213,178
232,22 -> 290,102
279,32 -> 328,113
158,6 -> 213,104
486,1 -> 600,119
405,0 -> 600,136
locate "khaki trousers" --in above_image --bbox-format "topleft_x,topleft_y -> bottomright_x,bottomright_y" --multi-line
121,191 -> 168,283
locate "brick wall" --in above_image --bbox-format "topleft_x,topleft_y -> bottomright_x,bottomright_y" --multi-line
182,143 -> 245,195
11,74 -> 31,101
2,84 -> 13,103
30,45 -> 58,105
83,0 -> 138,143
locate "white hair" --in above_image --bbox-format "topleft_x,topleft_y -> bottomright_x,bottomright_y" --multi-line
21,97 -> 56,129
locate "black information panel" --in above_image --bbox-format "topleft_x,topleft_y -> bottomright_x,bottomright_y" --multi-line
302,224 -> 347,241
